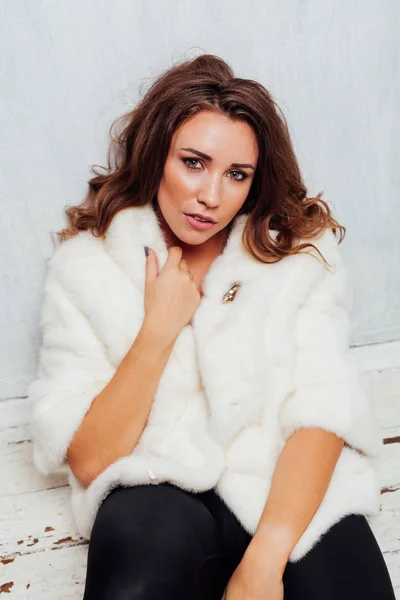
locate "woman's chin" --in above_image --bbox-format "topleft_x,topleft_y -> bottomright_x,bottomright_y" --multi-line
177,231 -> 210,247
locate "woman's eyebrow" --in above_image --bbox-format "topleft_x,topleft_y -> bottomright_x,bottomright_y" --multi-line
180,147 -> 255,170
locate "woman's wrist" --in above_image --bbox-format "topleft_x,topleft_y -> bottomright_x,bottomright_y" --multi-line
242,529 -> 291,578
138,318 -> 178,352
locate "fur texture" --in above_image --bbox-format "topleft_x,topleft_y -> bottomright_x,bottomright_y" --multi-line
28,204 -> 383,562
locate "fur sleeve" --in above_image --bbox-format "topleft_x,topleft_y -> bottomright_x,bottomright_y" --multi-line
278,240 -> 382,459
27,270 -> 115,476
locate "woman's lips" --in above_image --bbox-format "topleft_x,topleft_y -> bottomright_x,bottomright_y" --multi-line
184,214 -> 216,231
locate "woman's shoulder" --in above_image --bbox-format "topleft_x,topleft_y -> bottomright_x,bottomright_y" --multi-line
258,227 -> 347,308
46,229 -> 110,291
51,228 -> 105,261
265,227 -> 343,280
296,227 -> 341,262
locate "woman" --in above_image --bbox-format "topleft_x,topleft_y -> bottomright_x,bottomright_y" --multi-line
28,54 -> 396,599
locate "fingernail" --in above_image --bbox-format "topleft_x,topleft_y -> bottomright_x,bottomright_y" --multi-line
144,246 -> 149,257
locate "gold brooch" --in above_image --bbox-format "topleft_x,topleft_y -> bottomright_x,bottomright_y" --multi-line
222,283 -> 241,304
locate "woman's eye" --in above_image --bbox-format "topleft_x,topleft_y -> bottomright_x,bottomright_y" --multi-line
183,158 -> 202,170
230,170 -> 247,181
183,159 -> 247,182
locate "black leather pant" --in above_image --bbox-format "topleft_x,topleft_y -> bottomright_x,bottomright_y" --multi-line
82,482 -> 396,600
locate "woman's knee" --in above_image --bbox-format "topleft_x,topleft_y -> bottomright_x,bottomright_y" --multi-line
90,483 -> 220,552
84,483 -> 224,599
282,514 -> 396,600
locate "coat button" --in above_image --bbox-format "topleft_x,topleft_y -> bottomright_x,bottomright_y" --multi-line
147,467 -> 157,481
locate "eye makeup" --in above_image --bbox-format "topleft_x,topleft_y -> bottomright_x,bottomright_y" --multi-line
181,157 -> 249,182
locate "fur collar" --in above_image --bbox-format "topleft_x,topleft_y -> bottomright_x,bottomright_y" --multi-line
103,203 -> 277,304
50,202 -> 337,371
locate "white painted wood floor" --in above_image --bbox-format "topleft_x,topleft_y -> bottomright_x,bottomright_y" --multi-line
1,365 -> 399,598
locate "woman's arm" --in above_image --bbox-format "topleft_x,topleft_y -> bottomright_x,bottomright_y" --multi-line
29,271 -> 178,488
242,427 -> 344,576
29,243 -> 199,488
67,322 -> 176,487
239,233 -> 380,577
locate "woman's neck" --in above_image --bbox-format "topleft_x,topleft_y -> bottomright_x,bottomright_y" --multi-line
153,202 -> 231,267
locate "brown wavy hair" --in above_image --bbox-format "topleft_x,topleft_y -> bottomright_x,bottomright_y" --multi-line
58,53 -> 345,268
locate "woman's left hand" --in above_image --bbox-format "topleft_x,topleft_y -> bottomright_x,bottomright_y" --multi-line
221,559 -> 284,600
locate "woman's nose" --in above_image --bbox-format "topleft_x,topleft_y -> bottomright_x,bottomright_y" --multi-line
197,172 -> 222,208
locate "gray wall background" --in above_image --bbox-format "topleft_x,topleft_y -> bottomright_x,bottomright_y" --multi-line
1,0 -> 399,400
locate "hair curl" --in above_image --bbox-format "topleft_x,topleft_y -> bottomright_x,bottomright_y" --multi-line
58,53 -> 345,268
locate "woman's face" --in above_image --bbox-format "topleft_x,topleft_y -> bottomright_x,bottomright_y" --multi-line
155,110 -> 258,250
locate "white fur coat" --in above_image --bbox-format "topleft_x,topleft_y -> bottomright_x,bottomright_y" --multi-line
28,203 -> 383,562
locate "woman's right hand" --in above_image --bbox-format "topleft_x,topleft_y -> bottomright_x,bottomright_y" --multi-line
142,245 -> 201,342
